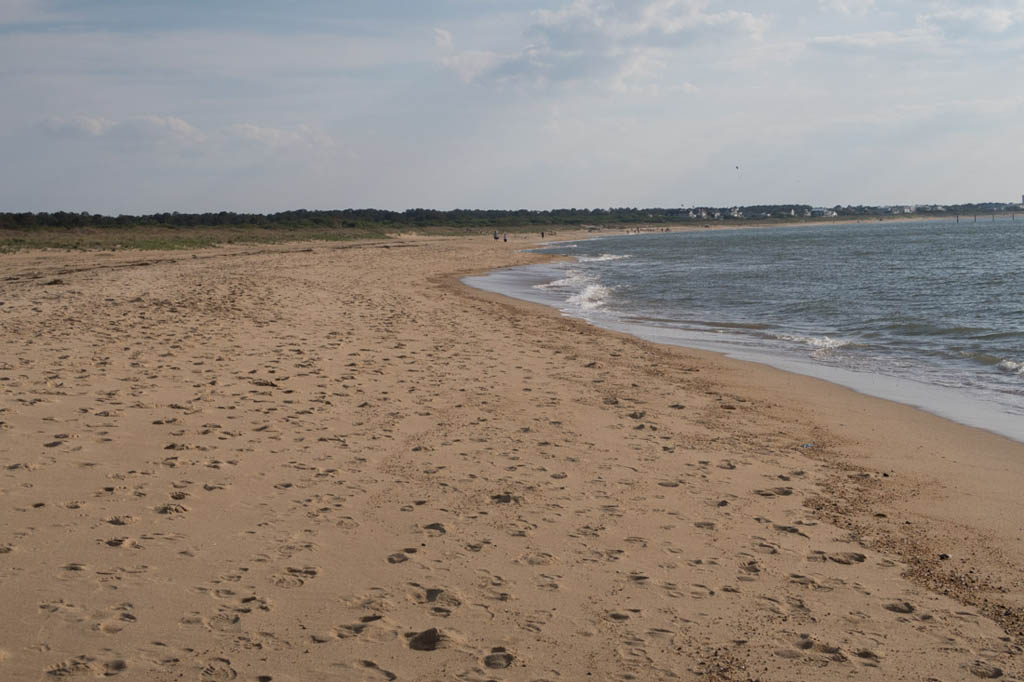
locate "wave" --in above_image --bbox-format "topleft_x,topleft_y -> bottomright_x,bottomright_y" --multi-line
879,321 -> 995,338
999,359 -> 1024,375
533,271 -> 591,290
567,284 -> 612,310
777,334 -> 852,351
577,253 -> 632,263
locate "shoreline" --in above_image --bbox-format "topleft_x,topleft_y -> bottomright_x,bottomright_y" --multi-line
452,233 -> 1024,637
462,242 -> 1024,446
2,234 -> 1023,680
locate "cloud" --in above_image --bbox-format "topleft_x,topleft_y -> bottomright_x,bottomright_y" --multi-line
529,0 -> 768,47
609,51 -> 699,95
809,28 -> 937,52
434,27 -> 454,50
41,114 -> 206,146
118,116 -> 207,144
440,50 -> 504,83
817,0 -> 876,15
920,5 -> 1024,35
441,0 -> 767,87
808,2 -> 1024,55
42,114 -> 116,137
40,114 -> 343,153
227,123 -> 334,150
0,0 -> 57,25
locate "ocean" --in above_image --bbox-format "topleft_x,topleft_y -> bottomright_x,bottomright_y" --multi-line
464,218 -> 1024,443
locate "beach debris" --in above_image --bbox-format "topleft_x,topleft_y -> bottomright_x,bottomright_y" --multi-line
939,553 -> 951,560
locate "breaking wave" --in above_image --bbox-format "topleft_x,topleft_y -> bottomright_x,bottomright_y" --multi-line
777,334 -> 852,351
999,359 -> 1024,375
567,284 -> 612,310
576,254 -> 632,263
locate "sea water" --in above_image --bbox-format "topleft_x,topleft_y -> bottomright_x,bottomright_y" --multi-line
464,218 -> 1024,443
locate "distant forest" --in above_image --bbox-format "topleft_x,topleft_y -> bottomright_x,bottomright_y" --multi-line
0,203 -> 1018,231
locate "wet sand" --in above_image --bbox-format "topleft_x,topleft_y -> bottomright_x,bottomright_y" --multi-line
1,232 -> 1023,681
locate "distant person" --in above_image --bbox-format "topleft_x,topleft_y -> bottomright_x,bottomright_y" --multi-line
493,230 -> 499,240
503,233 -> 508,242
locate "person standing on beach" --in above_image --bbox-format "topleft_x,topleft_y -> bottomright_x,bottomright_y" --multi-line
503,233 -> 508,242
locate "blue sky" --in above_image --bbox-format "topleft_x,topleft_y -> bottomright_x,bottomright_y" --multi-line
2,0 -> 1022,213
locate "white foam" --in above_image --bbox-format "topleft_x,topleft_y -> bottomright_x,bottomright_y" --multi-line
999,359 -> 1024,375
577,253 -> 632,263
777,334 -> 851,351
534,271 -> 591,290
567,284 -> 611,310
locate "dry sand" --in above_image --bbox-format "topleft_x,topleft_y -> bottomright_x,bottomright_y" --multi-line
2,232 -> 1023,681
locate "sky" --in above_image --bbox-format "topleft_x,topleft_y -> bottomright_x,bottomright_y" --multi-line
1,0 -> 1023,214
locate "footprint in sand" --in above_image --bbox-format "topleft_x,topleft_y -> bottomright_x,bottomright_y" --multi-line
269,574 -> 304,589
200,657 -> 238,681
883,600 -> 915,614
387,552 -> 409,564
269,567 -> 318,588
406,627 -> 457,651
482,647 -> 515,669
336,516 -> 359,530
358,660 -> 397,681
754,487 -> 793,497
102,537 -> 141,549
786,634 -> 847,663
47,656 -> 127,677
155,503 -> 188,515
336,615 -> 399,643
411,585 -> 463,616
967,660 -> 1004,679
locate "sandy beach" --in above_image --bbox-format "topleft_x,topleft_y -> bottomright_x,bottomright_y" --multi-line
2,232 -> 1024,681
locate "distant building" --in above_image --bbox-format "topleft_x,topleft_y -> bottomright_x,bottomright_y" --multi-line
810,207 -> 837,218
